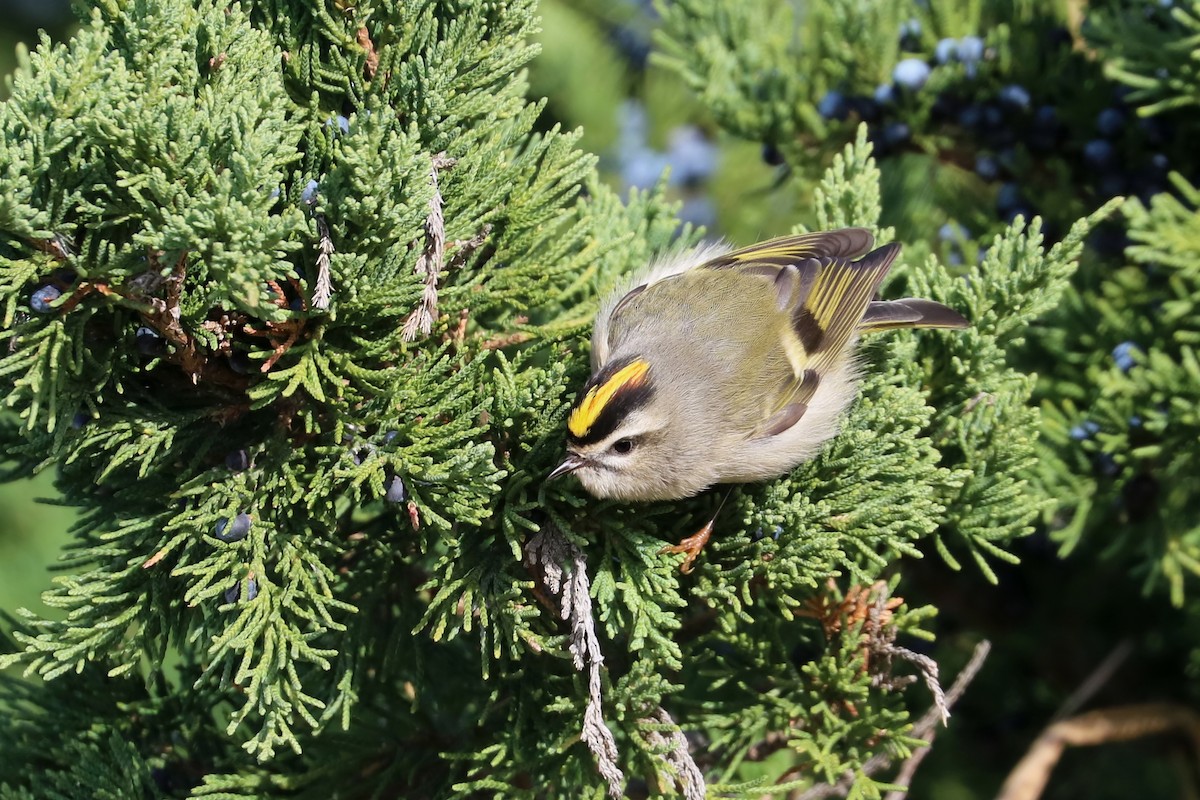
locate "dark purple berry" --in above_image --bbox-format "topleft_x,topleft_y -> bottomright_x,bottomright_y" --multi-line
229,350 -> 254,374
135,326 -> 165,356
386,475 -> 408,503
982,103 -> 1004,128
1112,341 -> 1140,372
1083,139 -> 1116,169
957,35 -> 984,63
883,121 -> 911,147
1070,421 -> 1100,441
1003,205 -> 1035,224
225,449 -> 249,471
958,104 -> 983,129
30,285 -> 61,313
761,143 -> 785,166
214,513 -> 252,543
996,182 -> 1023,215
1097,107 -> 1125,138
874,83 -> 896,105
935,38 -> 957,64
975,154 -> 1000,181
1092,453 -> 1120,478
998,84 -> 1031,110
610,26 -> 651,70
939,222 -> 969,242
892,58 -> 931,90
71,411 -> 89,429
224,576 -> 257,605
1032,105 -> 1059,131
817,90 -> 849,120
848,96 -> 881,122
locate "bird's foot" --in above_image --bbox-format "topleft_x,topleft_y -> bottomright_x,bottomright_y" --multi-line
659,519 -> 715,574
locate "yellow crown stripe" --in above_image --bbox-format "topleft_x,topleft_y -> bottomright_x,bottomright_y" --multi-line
568,359 -> 651,438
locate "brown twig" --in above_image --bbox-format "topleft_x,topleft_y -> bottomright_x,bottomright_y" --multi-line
141,253 -> 206,381
356,26 -> 379,79
446,223 -> 492,270
480,332 -> 533,351
1052,639 -> 1134,723
795,640 -> 992,800
29,234 -> 74,260
997,704 -> 1200,800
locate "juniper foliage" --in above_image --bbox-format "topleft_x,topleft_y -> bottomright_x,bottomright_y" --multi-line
0,0 -> 1111,797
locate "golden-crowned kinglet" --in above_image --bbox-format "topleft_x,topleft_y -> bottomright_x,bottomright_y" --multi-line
550,228 -> 968,509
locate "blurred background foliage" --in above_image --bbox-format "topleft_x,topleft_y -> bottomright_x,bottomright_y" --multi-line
3,0 -> 1200,797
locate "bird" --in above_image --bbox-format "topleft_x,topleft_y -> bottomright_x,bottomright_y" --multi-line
549,228 -> 969,572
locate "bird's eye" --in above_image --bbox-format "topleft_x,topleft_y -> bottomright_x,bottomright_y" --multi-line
611,438 -> 636,454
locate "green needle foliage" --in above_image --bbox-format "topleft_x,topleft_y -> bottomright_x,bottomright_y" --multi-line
0,0 -> 1111,797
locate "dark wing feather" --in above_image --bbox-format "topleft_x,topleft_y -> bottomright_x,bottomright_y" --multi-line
702,228 -> 875,270
789,243 -> 902,372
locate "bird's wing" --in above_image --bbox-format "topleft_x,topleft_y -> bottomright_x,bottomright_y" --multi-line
733,243 -> 904,438
594,229 -> 875,368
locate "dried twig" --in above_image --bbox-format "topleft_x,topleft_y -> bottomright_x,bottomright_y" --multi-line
641,706 -> 706,800
402,153 -> 456,341
1052,639 -> 1133,722
524,527 -> 624,797
141,253 -> 205,381
29,233 -> 74,260
446,222 -> 492,271
796,640 -> 992,800
312,214 -> 334,310
997,703 -> 1200,800
356,26 -> 379,79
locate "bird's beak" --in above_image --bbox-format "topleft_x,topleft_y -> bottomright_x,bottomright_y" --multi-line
547,454 -> 586,482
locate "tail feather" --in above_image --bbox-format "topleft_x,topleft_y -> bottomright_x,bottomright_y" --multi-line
859,298 -> 970,333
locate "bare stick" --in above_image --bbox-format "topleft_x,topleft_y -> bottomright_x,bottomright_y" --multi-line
1052,639 -> 1133,722
997,703 -> 1200,800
